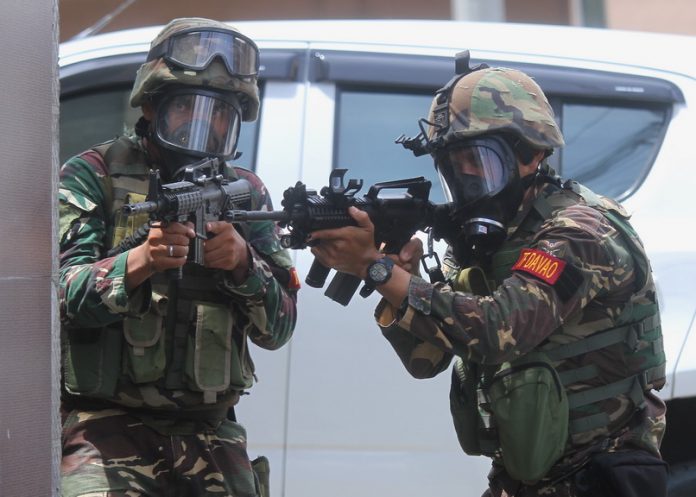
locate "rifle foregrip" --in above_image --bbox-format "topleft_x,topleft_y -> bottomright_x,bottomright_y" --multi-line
324,272 -> 362,306
166,267 -> 183,281
305,259 -> 331,288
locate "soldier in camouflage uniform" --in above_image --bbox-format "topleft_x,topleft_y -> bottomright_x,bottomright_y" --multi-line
310,61 -> 668,496
59,18 -> 298,497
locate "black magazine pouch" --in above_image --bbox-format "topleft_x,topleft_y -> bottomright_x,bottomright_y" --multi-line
576,450 -> 668,497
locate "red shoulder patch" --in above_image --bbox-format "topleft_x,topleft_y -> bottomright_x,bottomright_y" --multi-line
288,267 -> 302,290
511,248 -> 566,285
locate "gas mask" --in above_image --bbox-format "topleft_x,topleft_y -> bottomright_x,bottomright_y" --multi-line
434,135 -> 529,264
396,53 -> 564,264
150,87 -> 242,180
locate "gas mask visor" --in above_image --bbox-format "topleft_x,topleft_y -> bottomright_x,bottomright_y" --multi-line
147,27 -> 259,77
434,136 -> 517,210
434,136 -> 521,263
154,88 -> 242,158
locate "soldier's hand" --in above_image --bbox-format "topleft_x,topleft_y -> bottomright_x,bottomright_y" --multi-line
125,221 -> 194,291
392,237 -> 423,275
204,221 -> 250,282
310,206 -> 381,279
146,221 -> 194,272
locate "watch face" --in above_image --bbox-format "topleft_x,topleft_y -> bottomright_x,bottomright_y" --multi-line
369,262 -> 389,283
367,258 -> 393,286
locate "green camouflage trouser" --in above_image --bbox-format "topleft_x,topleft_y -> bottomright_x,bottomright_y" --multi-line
61,408 -> 260,497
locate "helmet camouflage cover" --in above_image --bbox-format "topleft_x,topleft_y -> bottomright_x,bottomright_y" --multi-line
428,67 -> 565,151
129,17 -> 260,121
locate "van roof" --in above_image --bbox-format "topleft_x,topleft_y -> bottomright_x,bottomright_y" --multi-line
60,19 -> 696,79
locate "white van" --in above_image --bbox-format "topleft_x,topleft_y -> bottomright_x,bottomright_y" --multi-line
59,20 -> 696,497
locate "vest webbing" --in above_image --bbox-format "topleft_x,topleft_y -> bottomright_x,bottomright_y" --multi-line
100,138 -> 253,397
487,182 -> 664,436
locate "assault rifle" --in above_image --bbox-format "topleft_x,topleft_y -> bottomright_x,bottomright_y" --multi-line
120,156 -> 252,280
227,169 -> 454,305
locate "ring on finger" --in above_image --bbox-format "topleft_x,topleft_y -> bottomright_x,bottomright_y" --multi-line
168,245 -> 174,257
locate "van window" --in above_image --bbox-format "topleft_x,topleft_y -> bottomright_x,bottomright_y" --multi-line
335,89 -> 670,205
334,88 -> 445,203
559,102 -> 668,199
60,88 -> 137,164
59,87 -> 260,169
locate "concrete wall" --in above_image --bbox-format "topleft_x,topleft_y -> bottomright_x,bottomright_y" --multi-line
60,0 -> 451,41
606,0 -> 696,36
59,0 -> 696,43
505,0 -> 571,25
0,0 -> 59,495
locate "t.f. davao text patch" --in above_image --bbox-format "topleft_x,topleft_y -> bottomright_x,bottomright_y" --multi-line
511,248 -> 566,285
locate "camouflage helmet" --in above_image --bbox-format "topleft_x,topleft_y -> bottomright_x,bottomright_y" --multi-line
129,17 -> 260,122
427,67 -> 564,151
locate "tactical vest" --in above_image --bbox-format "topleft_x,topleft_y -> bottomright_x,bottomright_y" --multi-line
62,136 -> 257,411
449,181 -> 665,482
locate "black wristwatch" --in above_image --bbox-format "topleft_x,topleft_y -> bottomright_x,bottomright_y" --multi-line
365,256 -> 395,287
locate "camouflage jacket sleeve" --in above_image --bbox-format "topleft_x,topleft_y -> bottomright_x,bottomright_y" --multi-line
378,202 -> 637,374
216,166 -> 298,350
59,151 -> 151,328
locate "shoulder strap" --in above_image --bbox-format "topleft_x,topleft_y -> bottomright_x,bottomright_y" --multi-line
565,180 -> 650,290
96,136 -> 150,176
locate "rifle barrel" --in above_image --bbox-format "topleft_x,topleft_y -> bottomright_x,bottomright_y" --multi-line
226,210 -> 290,223
122,200 -> 159,215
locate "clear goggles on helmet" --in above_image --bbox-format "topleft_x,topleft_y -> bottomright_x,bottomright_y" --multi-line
147,27 -> 259,77
434,136 -> 517,207
154,88 -> 242,158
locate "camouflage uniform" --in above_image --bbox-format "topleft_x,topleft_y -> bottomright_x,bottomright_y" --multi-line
59,18 -> 297,497
60,133 -> 295,496
61,407 -> 260,496
378,67 -> 666,496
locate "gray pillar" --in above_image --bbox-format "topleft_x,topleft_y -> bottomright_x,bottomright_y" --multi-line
451,0 -> 506,21
0,0 -> 60,495
569,0 -> 584,26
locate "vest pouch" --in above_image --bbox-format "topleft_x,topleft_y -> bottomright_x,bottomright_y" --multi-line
487,351 -> 569,483
62,325 -> 122,398
252,455 -> 271,497
450,357 -> 485,455
453,266 -> 492,296
111,192 -> 149,251
185,302 -> 253,402
123,292 -> 167,384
